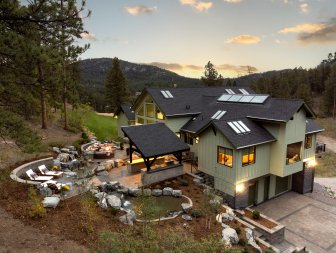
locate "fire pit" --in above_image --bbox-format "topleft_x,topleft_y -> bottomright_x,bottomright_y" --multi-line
84,142 -> 117,159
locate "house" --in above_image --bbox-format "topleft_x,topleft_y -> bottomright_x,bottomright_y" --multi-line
115,103 -> 135,138
118,87 -> 324,208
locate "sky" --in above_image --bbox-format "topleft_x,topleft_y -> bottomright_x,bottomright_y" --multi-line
79,0 -> 336,78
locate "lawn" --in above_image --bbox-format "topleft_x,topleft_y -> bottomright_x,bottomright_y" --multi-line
315,152 -> 336,177
82,110 -> 118,141
315,118 -> 336,139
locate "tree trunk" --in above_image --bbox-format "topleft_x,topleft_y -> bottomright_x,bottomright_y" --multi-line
333,85 -> 336,120
38,63 -> 47,129
63,85 -> 68,130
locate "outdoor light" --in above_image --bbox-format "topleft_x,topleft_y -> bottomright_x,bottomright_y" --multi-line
157,111 -> 164,120
308,159 -> 316,168
236,183 -> 245,193
195,137 -> 200,144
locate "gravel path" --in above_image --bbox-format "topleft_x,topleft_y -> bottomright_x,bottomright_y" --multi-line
317,135 -> 336,153
315,178 -> 336,192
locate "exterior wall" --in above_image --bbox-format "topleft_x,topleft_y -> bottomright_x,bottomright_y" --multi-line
134,94 -> 165,124
117,112 -> 128,138
165,117 -> 191,133
303,134 -> 316,160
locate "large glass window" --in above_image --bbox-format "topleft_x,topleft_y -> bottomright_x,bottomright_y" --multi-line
286,142 -> 302,164
137,105 -> 144,116
183,132 -> 193,145
146,103 -> 154,118
136,117 -> 144,125
217,146 -> 233,168
242,146 -> 256,166
304,134 -> 312,149
156,109 -> 164,120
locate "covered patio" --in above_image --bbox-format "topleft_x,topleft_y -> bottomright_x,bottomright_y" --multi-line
121,123 -> 190,185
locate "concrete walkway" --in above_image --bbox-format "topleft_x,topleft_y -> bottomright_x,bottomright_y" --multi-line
255,191 -> 336,253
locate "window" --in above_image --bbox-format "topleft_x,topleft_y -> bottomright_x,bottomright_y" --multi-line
217,146 -> 233,168
183,132 -> 193,145
176,132 -> 181,138
147,119 -> 155,124
136,117 -> 144,125
242,146 -> 256,166
156,109 -> 164,120
286,142 -> 302,164
137,105 -> 144,116
146,103 -> 154,118
304,134 -> 312,149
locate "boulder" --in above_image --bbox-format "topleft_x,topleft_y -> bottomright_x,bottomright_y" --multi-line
151,189 -> 162,196
106,195 -> 121,209
193,178 -> 202,185
245,228 -> 262,253
89,177 -> 102,187
39,187 -> 53,197
42,196 -> 60,208
163,187 -> 173,196
98,182 -> 108,192
222,227 -> 239,245
63,171 -> 77,178
94,192 -> 105,200
98,197 -> 108,209
129,188 -> 141,197
172,190 -> 182,197
117,187 -> 129,195
105,181 -> 120,192
60,148 -> 70,153
181,203 -> 192,213
182,214 -> 193,221
143,188 -> 151,196
119,210 -> 136,225
52,147 -> 61,154
95,165 -> 106,173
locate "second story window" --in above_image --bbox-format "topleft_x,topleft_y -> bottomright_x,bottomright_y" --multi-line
286,142 -> 302,165
183,132 -> 193,145
242,146 -> 256,166
217,146 -> 233,168
304,134 -> 312,149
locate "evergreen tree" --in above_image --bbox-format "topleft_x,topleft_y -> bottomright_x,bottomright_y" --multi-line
323,64 -> 336,118
226,79 -> 232,87
105,58 -> 130,113
201,61 -> 221,86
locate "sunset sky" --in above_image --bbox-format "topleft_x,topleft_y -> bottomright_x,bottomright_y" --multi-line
79,0 -> 336,78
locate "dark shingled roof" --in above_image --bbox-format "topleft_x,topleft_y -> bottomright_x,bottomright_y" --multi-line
121,123 -> 190,158
306,119 -> 324,134
117,104 -> 135,120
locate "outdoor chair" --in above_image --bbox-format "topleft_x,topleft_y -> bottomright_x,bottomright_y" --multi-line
26,169 -> 53,181
38,165 -> 63,177
40,180 -> 63,192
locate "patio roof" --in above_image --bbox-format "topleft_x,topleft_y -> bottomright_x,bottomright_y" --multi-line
121,123 -> 190,158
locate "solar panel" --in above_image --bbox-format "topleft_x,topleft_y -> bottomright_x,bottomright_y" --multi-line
233,121 -> 246,133
228,122 -> 241,134
239,95 -> 254,103
250,95 -> 268,104
211,110 -> 222,119
218,94 -> 232,101
216,111 -> 226,120
228,95 -> 243,102
238,121 -> 251,132
160,90 -> 169,98
165,90 -> 173,98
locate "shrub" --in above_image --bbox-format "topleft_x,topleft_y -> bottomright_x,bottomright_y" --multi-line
179,180 -> 189,186
110,207 -> 118,216
234,226 -> 241,235
81,132 -> 89,140
238,238 -> 247,247
191,209 -> 201,218
28,187 -> 46,218
252,210 -> 261,219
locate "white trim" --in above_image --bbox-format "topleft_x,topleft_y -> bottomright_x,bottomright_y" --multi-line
306,129 -> 325,134
236,140 -> 276,149
246,116 -> 286,122
166,112 -> 201,117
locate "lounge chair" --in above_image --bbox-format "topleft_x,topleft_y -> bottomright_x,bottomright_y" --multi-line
38,165 -> 63,177
26,169 -> 53,181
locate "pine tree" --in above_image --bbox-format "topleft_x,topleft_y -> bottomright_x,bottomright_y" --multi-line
201,61 -> 220,87
323,65 -> 336,118
105,58 -> 130,113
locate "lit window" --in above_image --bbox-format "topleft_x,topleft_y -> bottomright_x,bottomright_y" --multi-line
137,105 -> 144,116
195,137 -> 200,144
183,132 -> 193,145
217,146 -> 233,168
136,117 -> 144,125
156,110 -> 164,120
176,132 -> 181,138
242,146 -> 256,166
286,142 -> 302,164
147,119 -> 155,124
304,134 -> 312,149
146,103 -> 154,118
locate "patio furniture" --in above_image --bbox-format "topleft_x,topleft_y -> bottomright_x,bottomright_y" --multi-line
38,165 -> 63,177
26,169 -> 53,181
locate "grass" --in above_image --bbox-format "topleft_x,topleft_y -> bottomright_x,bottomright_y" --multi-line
315,118 -> 336,139
82,110 -> 118,141
315,152 -> 336,177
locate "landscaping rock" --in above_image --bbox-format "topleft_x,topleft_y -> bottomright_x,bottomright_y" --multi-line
60,148 -> 70,153
151,189 -> 162,196
52,147 -> 61,154
42,196 -> 60,208
245,228 -> 262,253
163,187 -> 173,196
98,182 -> 108,192
129,188 -> 141,197
106,195 -> 121,209
222,227 -> 239,245
95,165 -> 106,173
193,178 -> 202,185
172,190 -> 182,197
63,171 -> 77,178
105,181 -> 120,192
142,188 -> 151,196
94,192 -> 105,200
39,187 -> 53,197
119,210 -> 136,225
181,203 -> 192,213
98,197 -> 108,209
117,187 -> 129,195
182,214 -> 193,221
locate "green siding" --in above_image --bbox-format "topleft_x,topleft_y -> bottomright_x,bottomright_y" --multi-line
303,134 -> 316,160
117,112 -> 128,138
165,117 -> 191,133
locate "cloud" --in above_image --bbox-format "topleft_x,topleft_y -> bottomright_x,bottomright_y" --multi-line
225,35 -> 261,44
80,32 -> 96,41
279,23 -> 326,34
148,62 -> 258,75
300,3 -> 309,14
274,39 -> 288,45
223,0 -> 242,3
179,0 -> 213,12
124,5 -> 157,15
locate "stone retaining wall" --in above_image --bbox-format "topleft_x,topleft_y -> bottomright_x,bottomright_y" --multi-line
141,165 -> 184,186
10,157 -> 54,185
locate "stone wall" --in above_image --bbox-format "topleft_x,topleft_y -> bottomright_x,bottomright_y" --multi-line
141,165 -> 184,186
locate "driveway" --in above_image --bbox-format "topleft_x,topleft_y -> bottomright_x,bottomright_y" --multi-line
317,135 -> 336,153
255,191 -> 336,253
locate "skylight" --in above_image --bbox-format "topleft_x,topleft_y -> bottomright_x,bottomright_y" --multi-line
227,121 -> 251,134
225,89 -> 235,95
228,95 -> 243,102
160,90 -> 173,98
239,89 -> 249,95
250,95 -> 268,104
217,94 -> 269,104
218,94 -> 232,102
211,110 -> 226,120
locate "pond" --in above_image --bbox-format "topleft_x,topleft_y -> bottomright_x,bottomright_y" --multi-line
123,196 -> 189,219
